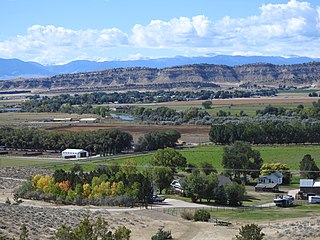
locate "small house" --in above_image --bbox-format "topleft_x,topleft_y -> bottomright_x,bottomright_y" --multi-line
258,171 -> 283,185
62,149 -> 89,159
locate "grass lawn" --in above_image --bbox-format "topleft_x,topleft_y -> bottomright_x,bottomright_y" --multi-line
210,204 -> 320,222
0,157 -> 69,167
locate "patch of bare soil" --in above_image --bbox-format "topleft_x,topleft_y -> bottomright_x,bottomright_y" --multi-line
49,124 -> 211,143
156,97 -> 320,106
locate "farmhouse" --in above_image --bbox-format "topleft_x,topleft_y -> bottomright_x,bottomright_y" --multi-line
62,149 -> 89,159
255,171 -> 283,192
300,179 -> 320,196
258,171 -> 283,185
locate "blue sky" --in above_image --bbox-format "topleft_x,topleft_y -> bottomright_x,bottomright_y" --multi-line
0,0 -> 319,64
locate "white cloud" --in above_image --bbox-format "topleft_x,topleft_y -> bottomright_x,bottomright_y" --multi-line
0,0 -> 320,64
0,25 -> 128,64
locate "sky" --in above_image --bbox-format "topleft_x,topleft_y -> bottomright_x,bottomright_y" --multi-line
0,0 -> 319,65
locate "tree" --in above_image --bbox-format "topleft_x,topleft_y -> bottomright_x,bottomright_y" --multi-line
214,185 -> 227,205
153,167 -> 173,194
199,161 -> 217,176
261,163 -> 291,184
225,182 -> 246,206
182,170 -> 208,203
151,148 -> 187,172
236,224 -> 264,240
136,130 -> 181,151
151,228 -> 172,240
300,154 -> 320,179
222,141 -> 263,181
54,214 -> 131,240
202,100 -> 212,109
203,173 -> 219,202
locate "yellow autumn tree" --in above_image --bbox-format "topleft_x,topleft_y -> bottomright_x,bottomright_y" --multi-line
83,183 -> 91,198
32,174 -> 42,189
36,175 -> 54,193
111,182 -> 118,196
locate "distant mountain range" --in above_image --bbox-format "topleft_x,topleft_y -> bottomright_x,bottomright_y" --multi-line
1,62 -> 320,92
0,55 -> 319,80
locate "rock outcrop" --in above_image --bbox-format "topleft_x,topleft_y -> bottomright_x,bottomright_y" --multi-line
0,62 -> 319,92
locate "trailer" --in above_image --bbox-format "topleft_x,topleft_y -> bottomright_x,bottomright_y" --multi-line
308,196 -> 320,204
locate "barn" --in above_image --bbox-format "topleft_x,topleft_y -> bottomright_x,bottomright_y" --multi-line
300,179 -> 320,196
62,149 -> 89,159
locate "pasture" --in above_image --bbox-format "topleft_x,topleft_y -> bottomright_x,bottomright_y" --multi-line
0,157 -> 69,167
47,144 -> 320,172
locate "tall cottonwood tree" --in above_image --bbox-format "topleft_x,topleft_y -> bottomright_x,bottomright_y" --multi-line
222,141 -> 263,181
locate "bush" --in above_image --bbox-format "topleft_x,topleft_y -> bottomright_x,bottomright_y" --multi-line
193,209 -> 210,222
180,210 -> 193,220
14,181 -> 33,198
236,224 -> 265,240
151,228 -> 172,240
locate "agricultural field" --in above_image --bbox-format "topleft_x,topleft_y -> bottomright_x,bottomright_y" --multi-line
0,156 -> 70,167
42,144 -> 320,172
120,95 -> 318,117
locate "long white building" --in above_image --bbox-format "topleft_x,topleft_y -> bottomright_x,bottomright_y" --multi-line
62,149 -> 89,159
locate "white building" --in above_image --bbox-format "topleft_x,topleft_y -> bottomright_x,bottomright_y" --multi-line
62,149 -> 89,159
79,118 -> 98,123
258,171 -> 283,185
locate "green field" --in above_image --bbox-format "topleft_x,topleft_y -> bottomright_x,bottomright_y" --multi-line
138,101 -> 315,117
209,204 -> 320,222
44,144 -> 320,172
0,157 -> 69,167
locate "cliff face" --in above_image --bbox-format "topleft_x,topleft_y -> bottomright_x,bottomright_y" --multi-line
0,62 -> 319,91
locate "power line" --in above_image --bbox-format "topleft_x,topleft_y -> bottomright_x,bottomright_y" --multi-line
91,163 -> 320,173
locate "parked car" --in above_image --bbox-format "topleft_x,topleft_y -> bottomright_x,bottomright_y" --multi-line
150,195 -> 165,203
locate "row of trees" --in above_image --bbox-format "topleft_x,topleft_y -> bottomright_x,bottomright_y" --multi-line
125,106 -> 210,124
135,130 -> 181,151
209,121 -> 320,144
256,100 -> 320,120
0,127 -> 132,155
21,89 -> 277,113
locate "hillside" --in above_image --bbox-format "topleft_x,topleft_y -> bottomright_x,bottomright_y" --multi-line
0,62 -> 320,92
0,55 -> 318,80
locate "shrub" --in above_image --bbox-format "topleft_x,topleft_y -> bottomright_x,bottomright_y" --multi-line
180,210 -> 193,220
236,224 -> 265,240
193,209 -> 210,222
151,228 -> 172,240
